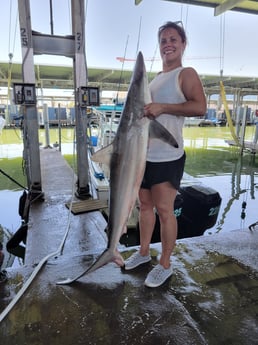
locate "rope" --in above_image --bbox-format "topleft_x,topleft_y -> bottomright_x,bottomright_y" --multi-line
0,245 -> 64,323
0,168 -> 28,191
220,81 -> 240,146
218,15 -> 240,146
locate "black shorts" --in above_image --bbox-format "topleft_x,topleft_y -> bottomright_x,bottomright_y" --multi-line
141,152 -> 186,190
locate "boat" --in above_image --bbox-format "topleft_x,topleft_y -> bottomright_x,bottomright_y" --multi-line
184,117 -> 204,126
198,119 -> 216,127
184,117 -> 216,127
97,171 -> 222,247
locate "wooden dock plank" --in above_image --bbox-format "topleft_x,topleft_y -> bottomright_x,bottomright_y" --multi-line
66,199 -> 108,214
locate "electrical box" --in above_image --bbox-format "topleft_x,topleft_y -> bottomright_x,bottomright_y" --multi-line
79,87 -> 100,107
13,83 -> 37,105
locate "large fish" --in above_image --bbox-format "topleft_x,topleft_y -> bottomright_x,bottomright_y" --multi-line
56,51 -> 178,284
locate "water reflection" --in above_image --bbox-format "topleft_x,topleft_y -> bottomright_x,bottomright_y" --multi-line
185,151 -> 258,234
0,190 -> 22,269
231,154 -> 256,199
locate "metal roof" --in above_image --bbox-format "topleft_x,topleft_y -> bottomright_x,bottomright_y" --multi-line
1,62 -> 258,96
0,1 -> 257,97
153,0 -> 258,16
0,62 -> 136,91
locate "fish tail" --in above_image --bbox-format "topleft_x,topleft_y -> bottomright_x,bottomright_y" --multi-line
113,249 -> 125,267
86,248 -> 124,275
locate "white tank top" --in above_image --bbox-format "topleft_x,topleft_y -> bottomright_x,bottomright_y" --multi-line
147,67 -> 186,162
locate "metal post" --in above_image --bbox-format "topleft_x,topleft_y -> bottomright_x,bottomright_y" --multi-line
43,103 -> 51,148
58,103 -> 62,152
72,0 -> 90,199
239,106 -> 248,155
17,0 -> 43,201
253,122 -> 258,144
17,0 -> 89,199
235,106 -> 241,138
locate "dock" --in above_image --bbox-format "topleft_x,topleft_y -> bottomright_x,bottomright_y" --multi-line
0,148 -> 258,345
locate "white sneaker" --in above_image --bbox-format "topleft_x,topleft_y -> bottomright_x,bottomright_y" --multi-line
144,264 -> 173,288
124,251 -> 151,270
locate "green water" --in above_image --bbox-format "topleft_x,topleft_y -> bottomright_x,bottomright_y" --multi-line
0,126 -> 257,237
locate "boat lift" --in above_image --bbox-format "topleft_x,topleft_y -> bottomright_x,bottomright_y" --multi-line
14,0 -> 98,200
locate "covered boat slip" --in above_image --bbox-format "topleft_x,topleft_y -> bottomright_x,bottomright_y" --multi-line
0,148 -> 258,344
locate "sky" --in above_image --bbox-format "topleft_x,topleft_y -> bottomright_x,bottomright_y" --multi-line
1,0 -> 258,77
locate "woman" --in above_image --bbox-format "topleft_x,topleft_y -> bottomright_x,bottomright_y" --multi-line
124,21 -> 207,287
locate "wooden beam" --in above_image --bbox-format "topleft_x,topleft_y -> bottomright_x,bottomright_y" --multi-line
214,0 -> 244,16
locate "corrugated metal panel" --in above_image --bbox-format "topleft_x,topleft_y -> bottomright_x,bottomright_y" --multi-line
162,0 -> 258,15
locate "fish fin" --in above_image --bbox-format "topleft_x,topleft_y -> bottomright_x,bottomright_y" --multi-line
113,250 -> 125,267
149,119 -> 178,148
91,143 -> 113,166
83,249 -> 112,275
85,248 -> 124,271
56,249 -> 115,284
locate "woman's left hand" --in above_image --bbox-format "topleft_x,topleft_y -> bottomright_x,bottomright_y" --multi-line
144,103 -> 163,117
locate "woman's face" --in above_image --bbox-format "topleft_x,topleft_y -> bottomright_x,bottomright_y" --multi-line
159,27 -> 186,68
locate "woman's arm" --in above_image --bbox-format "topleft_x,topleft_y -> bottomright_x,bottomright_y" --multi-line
144,67 -> 207,118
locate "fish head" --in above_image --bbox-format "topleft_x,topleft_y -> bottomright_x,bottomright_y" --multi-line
121,51 -> 151,127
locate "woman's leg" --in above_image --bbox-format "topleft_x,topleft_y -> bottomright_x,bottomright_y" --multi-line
151,182 -> 178,268
138,188 -> 156,256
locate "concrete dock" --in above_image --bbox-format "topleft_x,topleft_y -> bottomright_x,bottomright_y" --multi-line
0,148 -> 258,345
